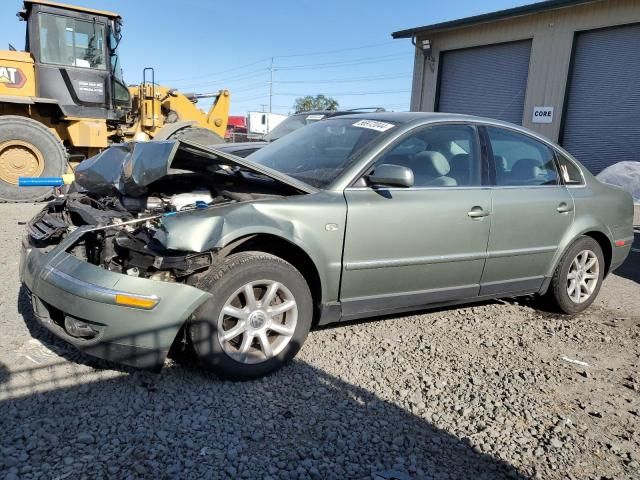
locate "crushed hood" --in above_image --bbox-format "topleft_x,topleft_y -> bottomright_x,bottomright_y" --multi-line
73,139 -> 316,197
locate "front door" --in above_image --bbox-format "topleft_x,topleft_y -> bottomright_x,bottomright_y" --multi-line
480,126 -> 574,295
340,123 -> 492,319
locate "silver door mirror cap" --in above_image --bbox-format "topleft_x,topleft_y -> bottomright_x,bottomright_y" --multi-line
366,164 -> 414,188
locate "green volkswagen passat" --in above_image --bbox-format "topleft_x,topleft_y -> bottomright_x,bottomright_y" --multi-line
20,113 -> 634,379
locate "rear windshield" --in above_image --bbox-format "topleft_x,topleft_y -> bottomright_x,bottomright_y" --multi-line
249,118 -> 396,188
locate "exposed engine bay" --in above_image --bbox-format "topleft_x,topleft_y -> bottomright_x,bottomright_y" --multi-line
27,139 -> 305,283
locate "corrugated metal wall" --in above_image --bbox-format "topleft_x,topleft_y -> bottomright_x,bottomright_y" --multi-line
561,23 -> 640,173
436,40 -> 532,125
411,0 -> 640,144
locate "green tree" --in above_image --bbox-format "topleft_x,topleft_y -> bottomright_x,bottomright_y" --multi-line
293,94 -> 339,113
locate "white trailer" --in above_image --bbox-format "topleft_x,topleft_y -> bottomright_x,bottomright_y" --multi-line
247,112 -> 287,135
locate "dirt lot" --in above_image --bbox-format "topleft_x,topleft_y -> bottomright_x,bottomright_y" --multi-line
1,203 -> 639,480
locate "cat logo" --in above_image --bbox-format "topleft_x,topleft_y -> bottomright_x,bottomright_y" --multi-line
0,66 -> 26,88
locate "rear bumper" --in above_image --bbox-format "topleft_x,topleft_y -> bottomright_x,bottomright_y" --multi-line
610,225 -> 634,272
20,227 -> 212,369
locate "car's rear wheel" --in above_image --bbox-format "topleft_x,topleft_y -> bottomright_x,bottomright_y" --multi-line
547,236 -> 604,314
188,252 -> 312,379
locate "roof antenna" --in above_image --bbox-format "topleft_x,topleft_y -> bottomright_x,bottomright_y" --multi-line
8,43 -> 16,51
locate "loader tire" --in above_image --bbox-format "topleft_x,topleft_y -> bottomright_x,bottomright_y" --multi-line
169,126 -> 224,146
0,116 -> 67,203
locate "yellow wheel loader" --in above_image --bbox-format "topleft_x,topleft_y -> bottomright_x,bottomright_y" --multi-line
0,1 -> 230,202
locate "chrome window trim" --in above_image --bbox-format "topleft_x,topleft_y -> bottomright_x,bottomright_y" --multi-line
344,184 -> 564,192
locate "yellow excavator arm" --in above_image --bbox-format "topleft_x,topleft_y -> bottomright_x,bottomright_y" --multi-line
125,84 -> 230,142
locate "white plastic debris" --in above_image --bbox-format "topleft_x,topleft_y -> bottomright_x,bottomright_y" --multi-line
561,356 -> 590,367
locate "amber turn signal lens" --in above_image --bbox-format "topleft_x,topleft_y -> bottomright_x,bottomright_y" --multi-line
115,294 -> 158,309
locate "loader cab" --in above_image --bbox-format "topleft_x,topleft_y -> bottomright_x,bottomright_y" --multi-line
20,0 -> 131,120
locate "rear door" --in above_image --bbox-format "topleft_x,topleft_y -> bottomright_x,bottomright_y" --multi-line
480,126 -> 574,295
340,123 -> 492,318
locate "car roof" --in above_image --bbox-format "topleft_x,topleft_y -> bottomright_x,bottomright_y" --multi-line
325,111 -> 549,132
325,111 -> 486,124
292,109 -> 385,118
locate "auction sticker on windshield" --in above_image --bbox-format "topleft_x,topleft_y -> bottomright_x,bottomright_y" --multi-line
306,114 -> 325,121
352,120 -> 395,132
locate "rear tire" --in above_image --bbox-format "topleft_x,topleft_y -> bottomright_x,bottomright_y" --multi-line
188,252 -> 312,380
547,236 -> 604,314
0,116 -> 67,203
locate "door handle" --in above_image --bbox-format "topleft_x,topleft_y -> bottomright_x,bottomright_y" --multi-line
556,202 -> 574,213
467,206 -> 490,219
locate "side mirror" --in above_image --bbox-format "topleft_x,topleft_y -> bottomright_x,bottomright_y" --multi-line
366,164 -> 414,188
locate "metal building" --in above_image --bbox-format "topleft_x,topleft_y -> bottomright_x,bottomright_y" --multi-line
392,0 -> 640,174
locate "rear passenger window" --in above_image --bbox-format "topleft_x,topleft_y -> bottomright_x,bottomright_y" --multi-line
556,152 -> 584,185
375,124 -> 482,187
487,127 -> 558,186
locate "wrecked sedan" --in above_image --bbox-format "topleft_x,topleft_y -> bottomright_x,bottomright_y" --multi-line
20,113 -> 634,379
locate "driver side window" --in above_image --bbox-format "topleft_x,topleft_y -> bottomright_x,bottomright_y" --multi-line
373,124 -> 482,187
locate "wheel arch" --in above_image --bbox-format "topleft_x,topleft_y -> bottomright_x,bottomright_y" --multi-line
582,230 -> 612,277
223,233 -> 324,323
544,225 -> 614,294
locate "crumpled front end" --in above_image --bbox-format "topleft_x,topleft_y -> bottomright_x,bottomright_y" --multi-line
18,139 -> 307,369
20,226 -> 212,369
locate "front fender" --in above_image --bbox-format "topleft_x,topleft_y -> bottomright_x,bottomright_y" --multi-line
155,193 -> 347,303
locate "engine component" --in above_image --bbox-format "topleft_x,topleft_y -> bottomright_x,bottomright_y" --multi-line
169,191 -> 213,211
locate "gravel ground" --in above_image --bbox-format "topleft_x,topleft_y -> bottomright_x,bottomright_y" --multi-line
1,203 -> 639,480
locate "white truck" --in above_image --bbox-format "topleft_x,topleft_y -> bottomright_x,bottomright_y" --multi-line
247,111 -> 287,136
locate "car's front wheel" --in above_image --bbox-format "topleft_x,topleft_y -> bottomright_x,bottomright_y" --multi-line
189,252 -> 313,379
547,236 -> 604,314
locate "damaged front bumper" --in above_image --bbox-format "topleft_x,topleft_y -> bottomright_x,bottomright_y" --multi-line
20,227 -> 212,369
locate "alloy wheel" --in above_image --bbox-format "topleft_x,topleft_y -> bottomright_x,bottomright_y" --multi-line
566,249 -> 600,304
217,279 -> 298,364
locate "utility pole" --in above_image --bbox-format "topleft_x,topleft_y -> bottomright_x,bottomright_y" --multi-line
267,56 -> 274,134
268,57 -> 274,114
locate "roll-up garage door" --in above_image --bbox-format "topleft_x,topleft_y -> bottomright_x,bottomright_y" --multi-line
561,24 -> 640,174
436,40 -> 532,125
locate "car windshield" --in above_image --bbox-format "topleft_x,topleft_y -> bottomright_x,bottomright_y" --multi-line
248,118 -> 396,188
263,113 -> 328,141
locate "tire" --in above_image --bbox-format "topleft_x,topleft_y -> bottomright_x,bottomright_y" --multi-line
188,252 -> 313,380
547,236 -> 605,314
169,126 -> 224,146
0,116 -> 67,203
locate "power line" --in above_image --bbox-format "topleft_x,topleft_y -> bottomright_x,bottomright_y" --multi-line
276,54 -> 408,71
163,51 -> 409,87
275,89 -> 410,96
274,72 -> 411,85
162,57 -> 270,83
273,41 -> 398,58
159,41 -> 405,84
173,70 -> 269,91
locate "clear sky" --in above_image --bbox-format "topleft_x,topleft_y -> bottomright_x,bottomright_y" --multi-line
1,0 -> 534,115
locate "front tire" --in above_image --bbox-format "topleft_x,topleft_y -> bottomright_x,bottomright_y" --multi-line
188,252 -> 312,380
547,236 -> 604,314
0,116 -> 67,202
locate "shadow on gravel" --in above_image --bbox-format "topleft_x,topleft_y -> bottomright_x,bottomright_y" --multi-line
17,286 -> 135,374
4,293 -> 531,479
